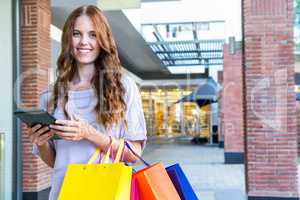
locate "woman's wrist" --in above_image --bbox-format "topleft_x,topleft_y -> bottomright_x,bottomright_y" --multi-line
84,126 -> 98,141
37,141 -> 55,168
83,125 -> 95,140
37,140 -> 50,149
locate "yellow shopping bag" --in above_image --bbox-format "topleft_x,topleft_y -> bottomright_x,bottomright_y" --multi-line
58,139 -> 132,200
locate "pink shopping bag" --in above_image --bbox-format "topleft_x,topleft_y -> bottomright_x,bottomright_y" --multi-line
130,175 -> 140,200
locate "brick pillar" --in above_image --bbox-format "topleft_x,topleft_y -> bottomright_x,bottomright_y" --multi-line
217,71 -> 224,148
243,0 -> 299,199
222,43 -> 244,164
21,0 -> 52,199
297,104 -> 300,156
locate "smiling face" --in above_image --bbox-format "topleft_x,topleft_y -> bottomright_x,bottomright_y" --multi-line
72,15 -> 100,66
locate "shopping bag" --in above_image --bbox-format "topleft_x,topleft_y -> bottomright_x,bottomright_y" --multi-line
166,163 -> 199,200
133,162 -> 181,200
125,142 -> 181,200
58,139 -> 132,200
130,175 -> 140,200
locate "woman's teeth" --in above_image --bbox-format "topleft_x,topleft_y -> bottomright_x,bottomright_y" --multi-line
78,49 -> 91,53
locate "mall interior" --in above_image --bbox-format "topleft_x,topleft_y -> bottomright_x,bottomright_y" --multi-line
1,0 -> 300,199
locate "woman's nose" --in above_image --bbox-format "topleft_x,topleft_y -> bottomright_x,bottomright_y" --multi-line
80,35 -> 89,45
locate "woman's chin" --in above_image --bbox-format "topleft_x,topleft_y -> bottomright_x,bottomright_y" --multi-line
76,59 -> 95,66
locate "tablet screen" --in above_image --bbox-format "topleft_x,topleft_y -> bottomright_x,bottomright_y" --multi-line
14,109 -> 56,127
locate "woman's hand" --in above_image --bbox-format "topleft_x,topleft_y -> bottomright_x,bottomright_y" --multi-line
50,114 -> 95,141
27,124 -> 55,146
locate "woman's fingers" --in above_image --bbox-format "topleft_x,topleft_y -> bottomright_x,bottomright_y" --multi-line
50,124 -> 77,133
30,126 -> 49,143
27,124 -> 42,136
55,119 -> 78,127
31,124 -> 42,132
54,130 -> 76,137
26,124 -> 55,146
39,130 -> 54,140
49,117 -> 88,141
36,126 -> 50,137
54,129 -> 84,141
37,131 -> 54,145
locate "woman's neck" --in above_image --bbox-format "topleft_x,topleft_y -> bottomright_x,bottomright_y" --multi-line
74,63 -> 95,84
70,63 -> 95,90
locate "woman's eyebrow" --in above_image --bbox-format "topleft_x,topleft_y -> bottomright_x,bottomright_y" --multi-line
73,29 -> 95,33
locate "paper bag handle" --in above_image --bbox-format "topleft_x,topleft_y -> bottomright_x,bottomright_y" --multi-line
88,137 -> 125,164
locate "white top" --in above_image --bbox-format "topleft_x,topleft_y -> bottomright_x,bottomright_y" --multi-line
33,75 -> 147,200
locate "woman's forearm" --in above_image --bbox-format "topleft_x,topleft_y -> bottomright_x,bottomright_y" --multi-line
85,130 -> 142,163
37,142 -> 55,168
121,140 -> 142,163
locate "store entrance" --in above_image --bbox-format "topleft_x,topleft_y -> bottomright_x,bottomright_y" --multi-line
141,85 -> 218,145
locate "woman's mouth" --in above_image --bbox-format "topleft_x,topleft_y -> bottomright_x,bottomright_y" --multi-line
77,48 -> 92,53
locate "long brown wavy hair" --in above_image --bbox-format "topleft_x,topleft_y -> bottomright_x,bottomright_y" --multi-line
48,5 -> 126,129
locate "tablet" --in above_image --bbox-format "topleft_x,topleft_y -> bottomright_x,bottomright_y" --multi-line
14,109 -> 60,140
14,109 -> 56,127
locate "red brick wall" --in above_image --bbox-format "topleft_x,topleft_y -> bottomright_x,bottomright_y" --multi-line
243,0 -> 299,197
21,0 -> 52,192
297,104 -> 300,156
217,71 -> 224,143
222,44 -> 244,153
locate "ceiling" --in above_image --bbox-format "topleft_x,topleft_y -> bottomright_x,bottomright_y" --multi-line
51,0 -> 208,80
148,40 -> 224,67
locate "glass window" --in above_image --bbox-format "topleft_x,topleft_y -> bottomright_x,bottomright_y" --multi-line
141,87 -> 212,138
0,129 -> 13,200
0,0 -> 14,199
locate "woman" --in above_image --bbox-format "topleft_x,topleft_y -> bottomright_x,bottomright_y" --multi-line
26,5 -> 146,200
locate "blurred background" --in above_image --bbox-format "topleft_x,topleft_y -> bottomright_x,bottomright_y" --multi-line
1,0 -> 300,199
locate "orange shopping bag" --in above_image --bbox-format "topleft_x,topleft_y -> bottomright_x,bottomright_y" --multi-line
133,162 -> 181,200
126,142 -> 181,200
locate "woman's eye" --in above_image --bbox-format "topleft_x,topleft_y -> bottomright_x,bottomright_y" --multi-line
90,33 -> 96,38
73,32 -> 80,37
